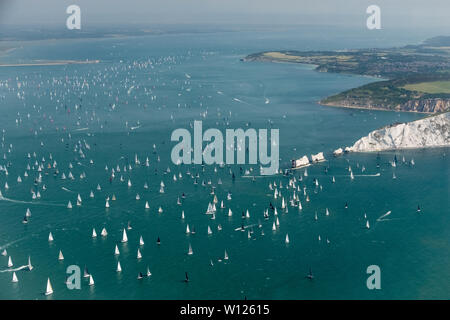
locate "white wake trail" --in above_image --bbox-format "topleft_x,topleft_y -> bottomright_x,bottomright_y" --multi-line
0,265 -> 29,273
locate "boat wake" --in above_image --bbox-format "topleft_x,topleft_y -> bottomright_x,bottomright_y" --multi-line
0,195 -> 66,207
234,223 -> 258,231
0,265 -> 29,273
354,173 -> 381,177
61,187 -> 75,193
377,210 -> 392,221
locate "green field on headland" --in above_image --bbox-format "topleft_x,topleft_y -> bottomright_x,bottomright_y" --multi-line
244,36 -> 450,113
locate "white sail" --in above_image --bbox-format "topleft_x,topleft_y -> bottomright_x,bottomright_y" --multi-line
28,256 -> 33,270
121,229 -> 128,243
224,250 -> 229,260
228,208 -> 232,217
58,250 -> 64,260
366,220 -> 370,229
7,256 -> 13,267
186,224 -> 190,234
105,200 -> 110,208
48,232 -> 54,242
285,234 -> 290,244
45,278 -> 53,295
139,236 -> 144,246
12,272 -> 18,283
101,228 -> 108,236
116,261 -> 122,272
137,249 -> 142,259
114,245 -> 120,255
89,274 -> 94,286
146,267 -> 151,277
187,244 -> 193,255
92,228 -> 97,238
145,201 -> 150,209
67,201 -> 72,209
207,225 -> 212,235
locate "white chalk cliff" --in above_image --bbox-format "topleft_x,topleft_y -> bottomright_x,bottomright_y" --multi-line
349,112 -> 449,152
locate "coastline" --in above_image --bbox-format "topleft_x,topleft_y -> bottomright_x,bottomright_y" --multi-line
349,144 -> 450,153
317,101 -> 433,114
0,59 -> 100,67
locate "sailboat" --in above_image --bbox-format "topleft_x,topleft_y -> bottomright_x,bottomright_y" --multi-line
88,274 -> 94,286
92,228 -> 97,238
187,244 -> 193,255
58,250 -> 64,260
67,201 -> 72,209
285,234 -> 290,244
45,278 -> 53,295
139,236 -> 144,246
48,232 -> 54,242
83,266 -> 90,278
325,208 -> 329,216
207,225 -> 212,235
116,261 -> 122,272
114,245 -> 120,255
121,229 -> 128,243
306,268 -> 314,280
12,272 -> 18,283
224,250 -> 229,260
366,220 -> 370,229
7,256 -> 13,267
145,201 -> 150,209
28,256 -> 33,270
146,266 -> 151,277
101,228 -> 108,237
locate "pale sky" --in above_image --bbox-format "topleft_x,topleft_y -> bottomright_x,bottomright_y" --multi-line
0,0 -> 449,29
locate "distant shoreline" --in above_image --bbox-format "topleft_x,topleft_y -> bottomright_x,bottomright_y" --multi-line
318,101 -> 432,114
0,59 -> 100,67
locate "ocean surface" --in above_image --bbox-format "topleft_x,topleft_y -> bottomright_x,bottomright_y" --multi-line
0,26 -> 448,299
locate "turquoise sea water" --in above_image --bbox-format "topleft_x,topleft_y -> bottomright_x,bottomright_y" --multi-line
0,26 -> 448,299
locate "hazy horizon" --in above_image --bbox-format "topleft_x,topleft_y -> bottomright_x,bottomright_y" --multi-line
1,0 -> 449,31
